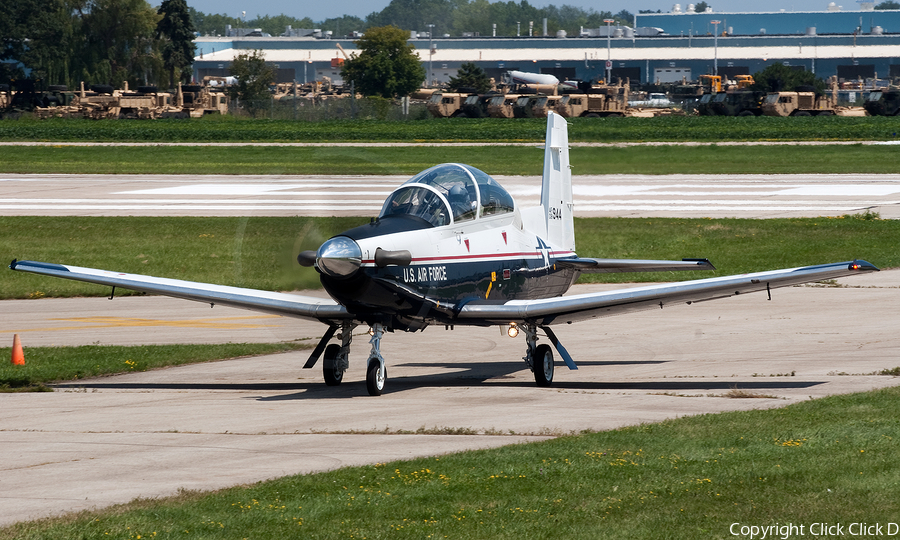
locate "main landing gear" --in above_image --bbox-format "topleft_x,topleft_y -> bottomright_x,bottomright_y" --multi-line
307,320 -> 387,396
521,324 -> 578,388
522,324 -> 553,387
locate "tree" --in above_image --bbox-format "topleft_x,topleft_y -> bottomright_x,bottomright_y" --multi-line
0,0 -> 69,86
341,25 -> 425,98
875,0 -> 900,8
228,49 -> 275,111
751,64 -> 825,94
693,1 -> 710,13
447,62 -> 492,93
78,0 -> 162,87
157,0 -> 196,89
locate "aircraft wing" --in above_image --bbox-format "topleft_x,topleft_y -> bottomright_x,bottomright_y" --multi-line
456,260 -> 878,326
9,260 -> 352,323
557,257 -> 715,273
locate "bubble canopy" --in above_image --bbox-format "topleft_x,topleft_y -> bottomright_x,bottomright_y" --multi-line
379,163 -> 515,227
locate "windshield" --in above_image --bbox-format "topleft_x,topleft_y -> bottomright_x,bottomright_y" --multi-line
700,94 -> 712,103
379,163 -> 514,225
764,94 -> 779,104
380,186 -> 450,227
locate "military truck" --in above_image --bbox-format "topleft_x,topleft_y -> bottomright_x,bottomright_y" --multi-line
555,81 -> 629,118
487,94 -> 521,118
529,95 -> 563,118
178,84 -> 229,117
864,87 -> 900,116
426,92 -> 472,118
459,94 -> 494,118
762,91 -> 836,116
762,78 -> 845,117
708,90 -> 765,116
513,95 -> 540,117
694,93 -> 716,115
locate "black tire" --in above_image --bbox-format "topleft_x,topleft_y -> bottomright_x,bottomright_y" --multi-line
91,84 -> 114,94
533,344 -> 554,387
137,85 -> 158,94
48,85 -> 68,92
323,343 -> 343,386
738,110 -> 754,116
366,360 -> 385,396
793,110 -> 811,116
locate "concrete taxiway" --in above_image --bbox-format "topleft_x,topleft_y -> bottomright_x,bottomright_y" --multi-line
2,270 -> 898,526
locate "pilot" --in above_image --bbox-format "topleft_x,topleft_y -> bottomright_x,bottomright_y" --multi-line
448,185 -> 474,221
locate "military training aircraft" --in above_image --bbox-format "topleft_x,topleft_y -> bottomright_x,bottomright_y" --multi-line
10,112 -> 878,396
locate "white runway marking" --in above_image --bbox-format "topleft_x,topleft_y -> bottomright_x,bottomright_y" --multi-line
1,174 -> 898,218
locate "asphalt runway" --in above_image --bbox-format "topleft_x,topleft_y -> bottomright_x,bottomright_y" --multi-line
2,172 -> 900,218
2,170 -> 899,525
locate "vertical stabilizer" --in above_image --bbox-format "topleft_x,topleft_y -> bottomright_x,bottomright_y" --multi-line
540,111 -> 575,251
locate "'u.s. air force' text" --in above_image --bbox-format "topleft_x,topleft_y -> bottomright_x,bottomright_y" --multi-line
403,266 -> 448,283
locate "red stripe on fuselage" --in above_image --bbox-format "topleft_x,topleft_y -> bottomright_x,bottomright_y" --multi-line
360,251 -> 576,265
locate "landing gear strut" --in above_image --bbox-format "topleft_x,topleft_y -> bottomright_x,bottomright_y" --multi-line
323,321 -> 353,386
366,323 -> 387,396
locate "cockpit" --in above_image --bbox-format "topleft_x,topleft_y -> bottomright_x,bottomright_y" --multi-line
379,163 -> 515,227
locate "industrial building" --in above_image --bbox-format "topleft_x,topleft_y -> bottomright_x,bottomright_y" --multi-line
193,6 -> 900,87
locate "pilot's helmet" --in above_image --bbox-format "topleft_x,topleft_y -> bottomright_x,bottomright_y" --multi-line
449,184 -> 469,203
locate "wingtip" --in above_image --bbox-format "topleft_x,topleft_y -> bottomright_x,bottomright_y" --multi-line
683,258 -> 716,271
850,260 -> 879,272
9,259 -> 17,270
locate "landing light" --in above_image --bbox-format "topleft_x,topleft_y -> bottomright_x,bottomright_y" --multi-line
507,323 -> 519,338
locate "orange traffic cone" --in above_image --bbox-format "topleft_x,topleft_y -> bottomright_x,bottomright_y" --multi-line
11,334 -> 25,365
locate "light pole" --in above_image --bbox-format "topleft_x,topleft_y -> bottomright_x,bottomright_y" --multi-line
427,23 -> 435,87
604,19 -> 615,84
710,20 -> 721,76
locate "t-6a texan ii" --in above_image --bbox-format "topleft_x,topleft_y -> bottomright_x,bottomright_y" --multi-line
10,112 -> 878,395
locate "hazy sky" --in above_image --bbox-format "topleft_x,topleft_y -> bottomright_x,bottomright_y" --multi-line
186,0 -> 865,24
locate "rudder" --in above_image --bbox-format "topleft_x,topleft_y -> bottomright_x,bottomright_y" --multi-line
540,111 -> 575,251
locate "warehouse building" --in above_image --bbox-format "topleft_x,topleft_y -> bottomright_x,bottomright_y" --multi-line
193,6 -> 900,86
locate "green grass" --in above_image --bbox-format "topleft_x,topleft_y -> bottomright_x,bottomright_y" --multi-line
0,342 -> 314,391
3,385 -> 899,538
4,115 -> 900,143
4,142 -> 900,175
1,216 -> 367,299
3,215 -> 896,299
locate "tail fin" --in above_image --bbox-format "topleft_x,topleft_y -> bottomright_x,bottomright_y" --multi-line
541,111 -> 575,251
